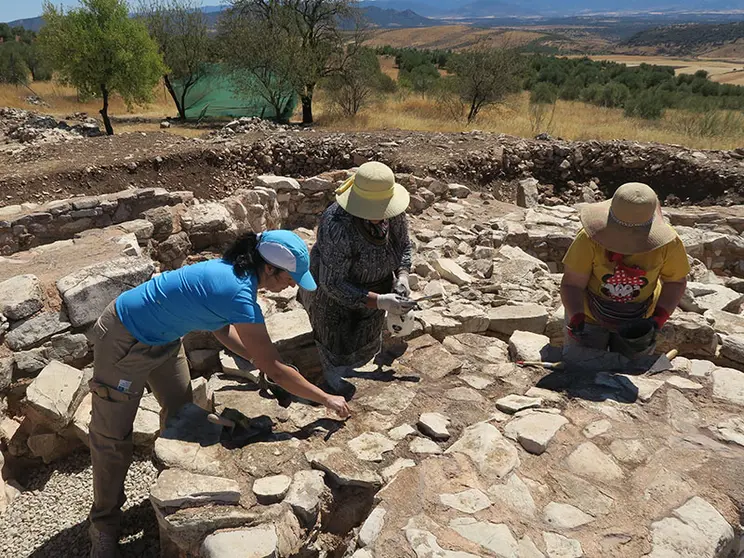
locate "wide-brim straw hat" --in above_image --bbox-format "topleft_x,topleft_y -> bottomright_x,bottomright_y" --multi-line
580,182 -> 677,255
335,162 -> 410,220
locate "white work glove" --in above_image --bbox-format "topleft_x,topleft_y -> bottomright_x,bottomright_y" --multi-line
393,272 -> 411,297
376,293 -> 416,315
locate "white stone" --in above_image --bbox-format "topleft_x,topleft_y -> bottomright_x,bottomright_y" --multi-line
449,518 -> 519,558
133,394 -> 161,446
404,517 -> 480,558
0,274 -> 44,320
508,331 -> 551,363
583,419 -> 612,439
26,360 -> 87,431
721,334 -> 744,364
201,525 -> 277,558
358,506 -> 386,547
348,432 -> 396,462
671,356 -> 692,374
381,458 -> 416,483
488,474 -> 537,517
219,351 -> 260,382
459,374 -> 493,389
519,536 -> 546,558
496,394 -> 542,414
432,259 -> 474,286
57,256 -> 155,326
525,387 -> 565,404
417,413 -> 451,440
543,502 -> 595,529
248,475 -> 290,508
445,422 -> 520,481
440,489 -> 491,514
388,424 -> 417,440
488,304 -> 549,336
680,282 -> 744,314
255,175 -> 301,192
565,442 -> 624,483
689,359 -> 716,378
647,496 -> 735,558
711,417 -> 744,448
448,183 -> 471,198
285,470 -> 326,525
150,469 -> 240,508
608,439 -> 651,465
666,376 -> 703,391
409,437 -> 442,455
543,532 -> 582,558
265,309 -> 314,349
711,367 -> 744,406
704,309 -> 744,335
618,375 -> 664,402
305,447 -> 382,488
504,412 -> 568,455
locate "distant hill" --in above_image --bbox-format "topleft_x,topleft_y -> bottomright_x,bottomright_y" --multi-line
6,5 -> 434,32
623,21 -> 744,56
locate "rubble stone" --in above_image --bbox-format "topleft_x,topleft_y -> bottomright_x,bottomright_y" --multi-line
508,331 -> 551,362
201,525 -> 277,558
431,259 -> 474,286
285,470 -> 326,525
445,422 -> 520,481
488,304 -> 549,336
496,394 -> 542,414
0,274 -> 44,320
252,475 -> 291,505
504,412 -> 569,455
151,469 -> 241,508
6,312 -> 71,351
417,412 -> 451,440
711,367 -> 744,406
440,488 -> 491,513
25,360 -> 87,431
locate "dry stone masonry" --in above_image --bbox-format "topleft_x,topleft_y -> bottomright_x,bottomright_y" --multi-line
0,164 -> 743,558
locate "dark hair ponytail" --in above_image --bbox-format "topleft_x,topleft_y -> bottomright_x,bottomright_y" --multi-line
223,232 -> 266,278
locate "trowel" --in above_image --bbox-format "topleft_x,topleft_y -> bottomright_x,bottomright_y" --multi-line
646,349 -> 678,376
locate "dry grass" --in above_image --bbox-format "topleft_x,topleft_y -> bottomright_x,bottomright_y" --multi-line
314,91 -> 744,150
0,80 -> 177,119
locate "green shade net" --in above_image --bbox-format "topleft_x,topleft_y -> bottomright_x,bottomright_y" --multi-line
171,64 -> 296,121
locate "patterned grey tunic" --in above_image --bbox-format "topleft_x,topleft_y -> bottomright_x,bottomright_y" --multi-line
299,203 -> 412,371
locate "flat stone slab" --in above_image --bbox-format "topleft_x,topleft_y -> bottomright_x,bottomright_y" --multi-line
358,506 -> 387,548
583,419 -> 612,439
347,433 -> 396,462
201,525 -> 277,558
265,309 -> 313,350
565,442 -> 624,483
543,532 -> 583,558
381,459 -> 416,483
409,437 -> 443,455
439,488 -> 491,513
6,311 -> 71,351
647,496 -> 735,558
504,412 -> 569,455
711,367 -> 744,406
666,376 -> 704,391
543,502 -> 595,529
305,447 -> 382,488
150,469 -> 241,508
508,331 -> 551,363
388,424 -> 417,441
617,375 -> 665,402
252,475 -> 291,505
488,474 -> 537,518
711,417 -> 744,448
449,518 -> 519,557
445,422 -> 520,481
496,394 -> 543,414
488,303 -> 549,336
417,412 -> 451,440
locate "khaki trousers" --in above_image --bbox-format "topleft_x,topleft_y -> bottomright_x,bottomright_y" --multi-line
88,302 -> 192,535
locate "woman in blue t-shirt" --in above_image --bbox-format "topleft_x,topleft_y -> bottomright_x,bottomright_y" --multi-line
87,229 -> 350,558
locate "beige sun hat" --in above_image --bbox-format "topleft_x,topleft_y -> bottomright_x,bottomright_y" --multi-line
580,182 -> 677,255
335,162 -> 410,220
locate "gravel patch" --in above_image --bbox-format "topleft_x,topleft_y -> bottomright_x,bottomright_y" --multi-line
0,450 -> 159,558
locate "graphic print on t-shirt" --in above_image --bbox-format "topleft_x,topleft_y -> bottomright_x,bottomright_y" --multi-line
600,265 -> 649,303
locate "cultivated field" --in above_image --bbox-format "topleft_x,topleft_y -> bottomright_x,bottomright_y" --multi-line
365,25 -> 547,51
584,55 -> 744,86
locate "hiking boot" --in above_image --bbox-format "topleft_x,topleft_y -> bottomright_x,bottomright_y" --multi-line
89,525 -> 120,558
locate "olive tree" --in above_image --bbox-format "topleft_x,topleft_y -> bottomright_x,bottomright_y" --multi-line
138,0 -> 212,120
39,0 -> 166,135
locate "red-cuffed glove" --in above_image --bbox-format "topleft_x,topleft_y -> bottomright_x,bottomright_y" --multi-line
567,313 -> 586,341
651,307 -> 671,330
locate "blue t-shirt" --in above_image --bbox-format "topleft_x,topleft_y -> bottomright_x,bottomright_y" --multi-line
116,259 -> 264,346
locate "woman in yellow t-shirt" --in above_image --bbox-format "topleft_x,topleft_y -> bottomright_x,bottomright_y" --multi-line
561,182 -> 690,357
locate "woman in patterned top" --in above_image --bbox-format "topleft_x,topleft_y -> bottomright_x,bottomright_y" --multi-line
300,162 -> 415,397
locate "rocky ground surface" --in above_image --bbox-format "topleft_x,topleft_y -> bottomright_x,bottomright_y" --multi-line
1,110 -> 744,558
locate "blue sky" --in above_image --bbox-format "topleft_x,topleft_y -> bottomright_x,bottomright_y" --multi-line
1,0 -> 213,22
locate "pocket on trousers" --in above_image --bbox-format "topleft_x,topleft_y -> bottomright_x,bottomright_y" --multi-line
89,381 -> 140,441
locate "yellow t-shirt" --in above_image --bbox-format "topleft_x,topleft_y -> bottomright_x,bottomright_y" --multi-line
562,229 -> 690,321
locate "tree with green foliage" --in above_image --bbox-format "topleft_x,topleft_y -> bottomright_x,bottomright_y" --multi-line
325,47 -> 391,117
401,63 -> 440,97
229,0 -> 359,124
529,81 -> 557,134
218,7 -> 299,123
138,0 -> 212,120
625,90 -> 665,120
39,0 -> 166,135
0,43 -> 31,87
446,45 -> 526,124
